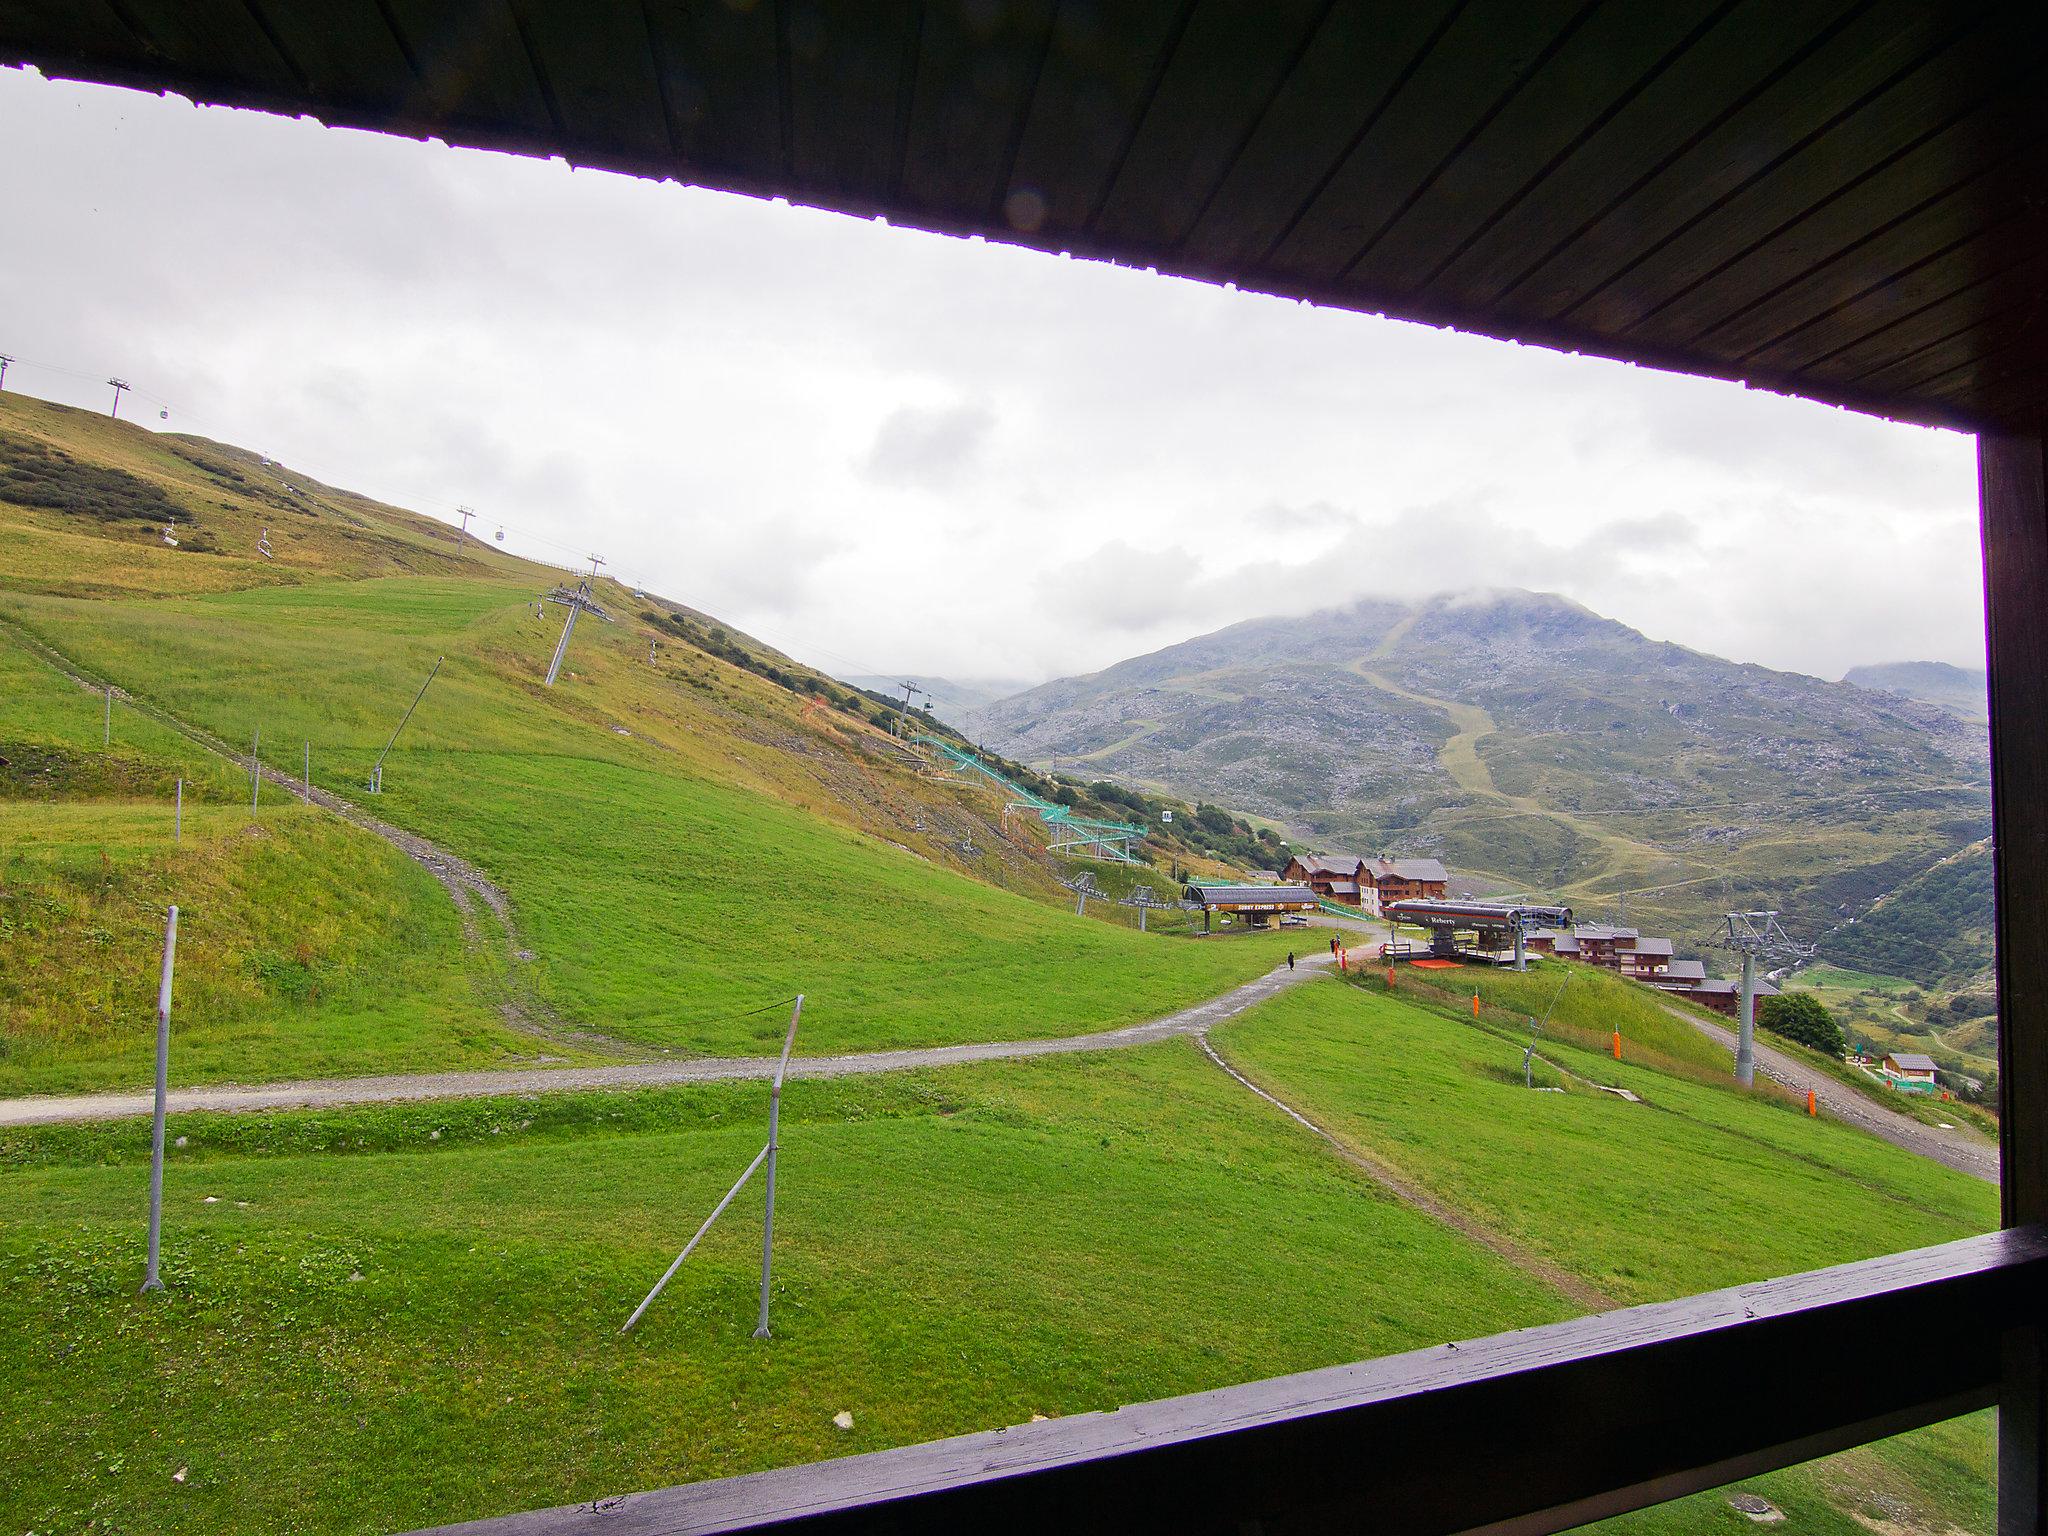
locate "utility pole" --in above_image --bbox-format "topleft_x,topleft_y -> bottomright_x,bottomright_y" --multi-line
107,378 -> 130,418
1714,911 -> 1815,1088
588,553 -> 606,584
0,354 -> 12,390
896,680 -> 921,737
456,506 -> 475,541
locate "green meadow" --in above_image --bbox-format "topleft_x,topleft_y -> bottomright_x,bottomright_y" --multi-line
0,973 -> 2002,1536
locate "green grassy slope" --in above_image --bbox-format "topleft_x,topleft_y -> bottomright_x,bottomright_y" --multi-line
0,1043 -> 1574,1535
1216,979 -> 1994,1305
1,624 -> 534,1093
0,975 -> 2002,1535
0,395 -> 1303,1088
1213,976 -> 1999,1535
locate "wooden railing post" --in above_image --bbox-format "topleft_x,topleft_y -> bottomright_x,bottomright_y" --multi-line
1981,423 -> 2048,1535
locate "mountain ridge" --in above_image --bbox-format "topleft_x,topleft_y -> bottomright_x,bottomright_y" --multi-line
962,589 -> 1990,961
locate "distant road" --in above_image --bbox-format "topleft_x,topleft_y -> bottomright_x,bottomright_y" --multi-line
1669,1007 -> 1998,1185
0,957 -> 1333,1127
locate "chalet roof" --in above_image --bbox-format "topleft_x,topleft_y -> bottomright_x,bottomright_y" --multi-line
1574,925 -> 1639,942
1367,858 -> 1448,883
1686,978 -> 1781,998
1625,938 -> 1676,958
1664,961 -> 1708,982
1292,854 -> 1362,877
1887,1052 -> 1940,1073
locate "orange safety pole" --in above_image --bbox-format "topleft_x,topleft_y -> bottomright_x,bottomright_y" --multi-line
1806,1089 -> 1817,1116
1338,948 -> 1347,971
1471,991 -> 1480,1018
1386,965 -> 1396,989
1611,1031 -> 1621,1060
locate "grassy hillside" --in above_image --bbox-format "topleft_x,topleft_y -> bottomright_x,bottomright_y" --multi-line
0,1041 -> 1574,1535
0,975 -> 1999,1535
0,394 -> 1296,1090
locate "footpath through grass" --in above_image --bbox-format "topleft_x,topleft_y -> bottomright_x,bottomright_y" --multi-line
1214,975 -> 2000,1533
0,1041 -> 1572,1534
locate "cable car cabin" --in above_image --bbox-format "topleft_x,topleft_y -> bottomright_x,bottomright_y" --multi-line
1181,884 -> 1320,933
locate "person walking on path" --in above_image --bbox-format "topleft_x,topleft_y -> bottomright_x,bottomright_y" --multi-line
1287,951 -> 1296,971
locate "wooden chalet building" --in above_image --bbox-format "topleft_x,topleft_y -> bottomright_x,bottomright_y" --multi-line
18,8 -> 2042,1535
1675,976 -> 1781,1019
1279,853 -> 1363,906
1281,853 -> 1449,912
1363,856 -> 1449,907
1528,929 -> 1763,1013
1883,1051 -> 1942,1095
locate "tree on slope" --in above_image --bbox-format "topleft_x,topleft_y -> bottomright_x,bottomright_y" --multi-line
1758,992 -> 1846,1058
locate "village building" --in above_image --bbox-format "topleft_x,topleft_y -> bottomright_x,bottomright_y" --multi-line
1279,854 -> 1363,906
1363,857 -> 1449,907
1281,853 -> 1450,912
1619,937 -> 1674,978
1881,1051 -> 1941,1094
1676,977 -> 1781,1018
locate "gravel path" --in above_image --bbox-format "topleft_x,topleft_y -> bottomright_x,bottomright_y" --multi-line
0,956 -> 1334,1127
1668,1006 -> 1999,1184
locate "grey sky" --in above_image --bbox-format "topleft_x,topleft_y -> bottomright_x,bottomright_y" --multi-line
0,67 -> 1984,689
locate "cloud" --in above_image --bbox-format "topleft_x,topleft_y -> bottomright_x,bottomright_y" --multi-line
0,68 -> 1984,689
859,402 -> 995,489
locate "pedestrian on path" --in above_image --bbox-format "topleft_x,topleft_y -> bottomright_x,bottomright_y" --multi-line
1287,951 -> 1295,970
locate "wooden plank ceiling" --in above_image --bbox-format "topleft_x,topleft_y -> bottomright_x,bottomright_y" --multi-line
4,0 -> 2044,432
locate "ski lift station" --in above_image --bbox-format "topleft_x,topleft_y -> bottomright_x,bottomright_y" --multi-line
1381,900 -> 1575,969
1181,883 -> 1319,933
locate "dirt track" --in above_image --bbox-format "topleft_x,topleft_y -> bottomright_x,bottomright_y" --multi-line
1670,1007 -> 1998,1184
0,956 -> 1334,1127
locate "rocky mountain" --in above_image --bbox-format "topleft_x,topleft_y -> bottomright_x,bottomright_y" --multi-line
962,591 -> 1990,952
1844,661 -> 1988,721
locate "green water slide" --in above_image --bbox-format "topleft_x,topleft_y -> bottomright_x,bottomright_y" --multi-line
912,735 -> 1148,862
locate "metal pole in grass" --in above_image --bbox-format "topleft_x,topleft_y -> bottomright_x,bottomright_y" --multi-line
371,655 -> 443,793
754,994 -> 804,1340
620,994 -> 804,1336
250,727 -> 260,813
174,779 -> 182,843
304,741 -> 311,802
104,683 -> 111,747
141,905 -> 179,1293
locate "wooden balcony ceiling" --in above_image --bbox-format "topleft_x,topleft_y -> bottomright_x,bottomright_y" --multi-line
5,0 -> 2044,431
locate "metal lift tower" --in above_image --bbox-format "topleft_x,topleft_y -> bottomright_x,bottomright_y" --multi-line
542,567 -> 613,687
1715,911 -> 1815,1088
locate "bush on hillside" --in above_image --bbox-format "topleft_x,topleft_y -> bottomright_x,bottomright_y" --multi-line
1758,992 -> 1846,1057
0,432 -> 180,523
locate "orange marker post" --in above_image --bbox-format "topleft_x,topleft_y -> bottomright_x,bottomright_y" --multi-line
1471,991 -> 1480,1019
1385,965 -> 1396,990
1611,1031 -> 1621,1061
1806,1089 -> 1818,1117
